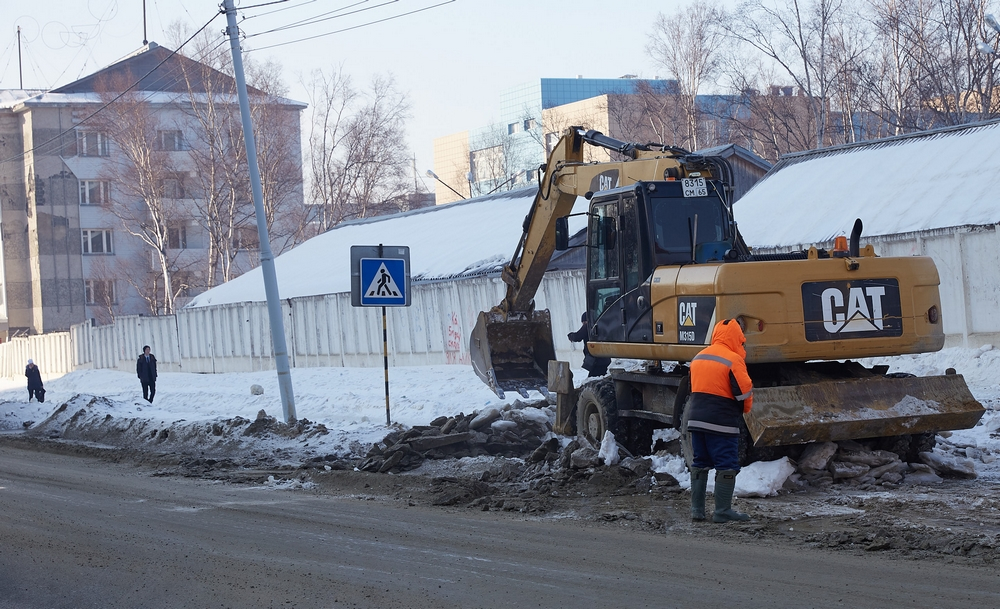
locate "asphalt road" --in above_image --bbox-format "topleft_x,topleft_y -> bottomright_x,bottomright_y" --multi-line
1,444 -> 998,609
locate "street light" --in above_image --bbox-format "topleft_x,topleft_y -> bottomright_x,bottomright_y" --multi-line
987,13 -> 1000,34
981,13 -> 1000,54
425,170 -> 466,200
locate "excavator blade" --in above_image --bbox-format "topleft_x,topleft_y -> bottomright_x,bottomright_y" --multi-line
745,374 -> 985,447
470,310 -> 556,399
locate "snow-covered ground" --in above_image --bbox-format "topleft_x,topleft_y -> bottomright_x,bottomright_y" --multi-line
1,346 -> 998,498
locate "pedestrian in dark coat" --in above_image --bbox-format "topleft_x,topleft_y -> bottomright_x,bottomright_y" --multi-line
567,312 -> 611,377
25,359 -> 43,402
136,346 -> 157,403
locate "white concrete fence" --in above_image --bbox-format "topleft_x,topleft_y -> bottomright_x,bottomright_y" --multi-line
0,270 -> 588,379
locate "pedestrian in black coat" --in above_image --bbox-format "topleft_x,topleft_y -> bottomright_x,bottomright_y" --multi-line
567,312 -> 611,377
25,359 -> 44,402
136,345 -> 158,403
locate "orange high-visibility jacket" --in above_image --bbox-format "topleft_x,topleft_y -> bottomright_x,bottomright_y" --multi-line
685,319 -> 754,437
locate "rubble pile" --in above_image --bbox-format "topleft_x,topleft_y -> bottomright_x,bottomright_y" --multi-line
783,436 -> 982,491
351,400 -> 554,474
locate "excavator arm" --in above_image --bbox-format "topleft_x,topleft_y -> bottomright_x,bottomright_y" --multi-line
471,126 -> 727,397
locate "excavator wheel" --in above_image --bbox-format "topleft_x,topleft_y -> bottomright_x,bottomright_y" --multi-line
576,379 -> 618,447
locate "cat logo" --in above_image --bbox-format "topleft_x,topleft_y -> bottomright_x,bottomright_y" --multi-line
802,279 -> 903,341
676,297 -> 715,344
589,170 -> 620,194
821,286 -> 885,333
679,301 -> 698,327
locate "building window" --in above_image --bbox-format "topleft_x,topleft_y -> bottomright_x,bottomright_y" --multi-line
232,226 -> 259,251
82,229 -> 114,254
159,177 -> 185,199
85,279 -> 116,305
77,131 -> 110,157
508,122 -> 521,135
157,130 -> 184,151
168,226 -> 188,249
524,118 -> 537,130
79,180 -> 109,205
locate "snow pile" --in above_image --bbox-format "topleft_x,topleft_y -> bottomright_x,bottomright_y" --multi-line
735,457 -> 797,497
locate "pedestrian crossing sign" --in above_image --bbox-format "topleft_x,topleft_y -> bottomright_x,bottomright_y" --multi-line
360,258 -> 407,306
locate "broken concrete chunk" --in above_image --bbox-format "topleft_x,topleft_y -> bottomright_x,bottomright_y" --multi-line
797,442 -> 838,472
828,461 -> 870,479
869,460 -> 907,479
918,451 -> 977,479
491,419 -> 518,433
406,432 -> 474,452
469,408 -> 501,430
570,446 -> 600,469
839,449 -> 900,468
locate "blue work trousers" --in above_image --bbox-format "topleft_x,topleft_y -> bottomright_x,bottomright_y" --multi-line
690,430 -> 740,471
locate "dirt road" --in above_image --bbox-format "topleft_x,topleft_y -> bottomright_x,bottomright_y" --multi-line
1,443 -> 999,609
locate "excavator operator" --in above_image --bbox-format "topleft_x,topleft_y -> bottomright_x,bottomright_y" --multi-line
685,318 -> 754,523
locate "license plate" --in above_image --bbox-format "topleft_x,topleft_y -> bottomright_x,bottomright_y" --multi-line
682,178 -> 707,197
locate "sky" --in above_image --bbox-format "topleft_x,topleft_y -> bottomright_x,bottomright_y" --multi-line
0,0 -> 703,196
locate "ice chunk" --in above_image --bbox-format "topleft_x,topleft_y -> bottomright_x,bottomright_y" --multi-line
598,430 -> 620,466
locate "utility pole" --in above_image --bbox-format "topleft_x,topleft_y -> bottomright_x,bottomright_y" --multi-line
17,26 -> 22,89
222,0 -> 296,423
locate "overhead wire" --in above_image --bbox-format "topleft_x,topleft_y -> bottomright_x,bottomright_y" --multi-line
245,1 -> 398,38
2,10 -> 223,164
243,0 -> 321,19
248,0 -> 454,51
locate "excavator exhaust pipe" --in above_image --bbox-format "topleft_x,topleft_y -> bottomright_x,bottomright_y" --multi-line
470,310 -> 556,399
745,374 -> 985,446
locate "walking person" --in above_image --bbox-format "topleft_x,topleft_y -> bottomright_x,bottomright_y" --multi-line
567,312 -> 611,377
136,346 -> 157,403
25,359 -> 44,402
685,318 -> 754,523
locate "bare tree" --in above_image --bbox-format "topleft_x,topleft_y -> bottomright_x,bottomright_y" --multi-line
92,73 -> 185,315
306,68 -> 412,230
724,0 -> 849,149
647,2 -> 726,149
168,25 -> 306,287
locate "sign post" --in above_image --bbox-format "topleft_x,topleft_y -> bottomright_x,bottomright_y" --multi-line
351,245 -> 411,425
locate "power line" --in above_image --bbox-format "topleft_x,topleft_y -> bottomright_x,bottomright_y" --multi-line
246,1 -> 398,38
243,0 -> 321,19
248,0 -> 455,51
2,11 -> 223,165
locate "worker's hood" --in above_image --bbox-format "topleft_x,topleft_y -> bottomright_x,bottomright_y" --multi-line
710,319 -> 746,358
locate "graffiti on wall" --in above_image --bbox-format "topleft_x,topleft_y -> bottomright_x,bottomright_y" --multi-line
445,312 -> 469,364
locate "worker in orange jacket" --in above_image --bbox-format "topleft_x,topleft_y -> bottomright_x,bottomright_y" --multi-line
685,318 -> 754,523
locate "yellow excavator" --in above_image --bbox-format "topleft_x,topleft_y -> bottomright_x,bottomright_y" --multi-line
470,126 -> 984,462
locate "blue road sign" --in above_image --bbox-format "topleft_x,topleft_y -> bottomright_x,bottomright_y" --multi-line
360,258 -> 407,306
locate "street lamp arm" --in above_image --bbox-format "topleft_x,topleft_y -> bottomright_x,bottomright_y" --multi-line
426,170 -> 465,200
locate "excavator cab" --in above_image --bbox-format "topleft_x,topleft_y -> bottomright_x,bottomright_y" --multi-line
587,180 -> 733,344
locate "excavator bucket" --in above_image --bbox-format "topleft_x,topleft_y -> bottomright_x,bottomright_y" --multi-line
470,310 -> 556,399
745,374 -> 985,447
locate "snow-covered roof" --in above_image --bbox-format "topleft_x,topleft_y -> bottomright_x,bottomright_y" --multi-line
735,119 -> 1000,248
187,187 -> 588,308
0,90 -> 45,109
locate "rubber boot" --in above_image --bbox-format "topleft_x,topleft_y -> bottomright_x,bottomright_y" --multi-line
689,467 -> 709,521
713,469 -> 750,523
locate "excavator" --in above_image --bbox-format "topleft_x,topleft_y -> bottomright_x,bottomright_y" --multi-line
470,126 -> 984,463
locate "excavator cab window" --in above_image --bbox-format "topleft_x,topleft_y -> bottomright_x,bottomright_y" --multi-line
649,180 -> 732,265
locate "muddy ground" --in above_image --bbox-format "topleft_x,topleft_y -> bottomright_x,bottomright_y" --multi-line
3,430 -> 999,568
